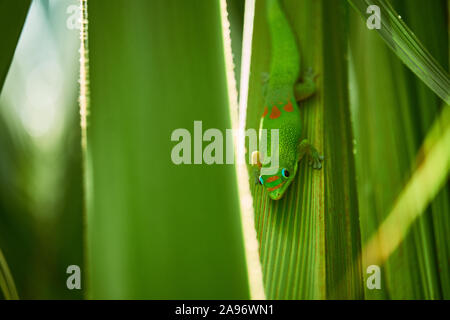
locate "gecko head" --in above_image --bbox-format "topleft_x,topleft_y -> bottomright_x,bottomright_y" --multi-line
258,164 -> 298,200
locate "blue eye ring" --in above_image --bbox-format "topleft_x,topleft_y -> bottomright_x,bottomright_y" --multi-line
259,176 -> 264,185
282,168 -> 290,178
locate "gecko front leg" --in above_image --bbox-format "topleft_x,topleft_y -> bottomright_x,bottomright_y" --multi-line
294,68 -> 318,102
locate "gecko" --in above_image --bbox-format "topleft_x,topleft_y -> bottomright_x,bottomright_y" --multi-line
251,0 -> 323,200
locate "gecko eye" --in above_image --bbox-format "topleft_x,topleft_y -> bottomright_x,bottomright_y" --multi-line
282,169 -> 290,178
259,176 -> 264,185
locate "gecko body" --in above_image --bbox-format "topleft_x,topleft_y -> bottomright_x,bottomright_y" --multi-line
252,0 -> 323,200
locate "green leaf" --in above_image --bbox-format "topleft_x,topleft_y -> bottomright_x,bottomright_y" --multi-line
348,0 -> 450,104
349,0 -> 449,299
244,0 -> 362,299
0,0 -> 30,300
0,248 -> 18,300
226,0 -> 245,91
0,0 -> 31,93
83,0 -> 249,299
358,104 -> 450,298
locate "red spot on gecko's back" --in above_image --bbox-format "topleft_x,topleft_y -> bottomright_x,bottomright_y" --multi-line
283,101 -> 294,112
269,106 -> 281,119
262,106 -> 268,118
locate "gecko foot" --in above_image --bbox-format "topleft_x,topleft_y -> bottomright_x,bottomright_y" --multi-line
308,152 -> 324,170
298,139 -> 324,170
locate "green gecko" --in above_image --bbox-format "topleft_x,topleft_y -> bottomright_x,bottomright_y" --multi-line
251,0 -> 323,200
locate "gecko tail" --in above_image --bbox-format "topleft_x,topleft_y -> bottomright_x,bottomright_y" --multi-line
266,0 -> 300,87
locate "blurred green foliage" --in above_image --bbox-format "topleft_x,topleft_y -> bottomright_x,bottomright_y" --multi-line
85,0 -> 249,299
0,0 -> 83,299
350,0 -> 449,299
0,0 -> 31,92
226,0 -> 245,90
